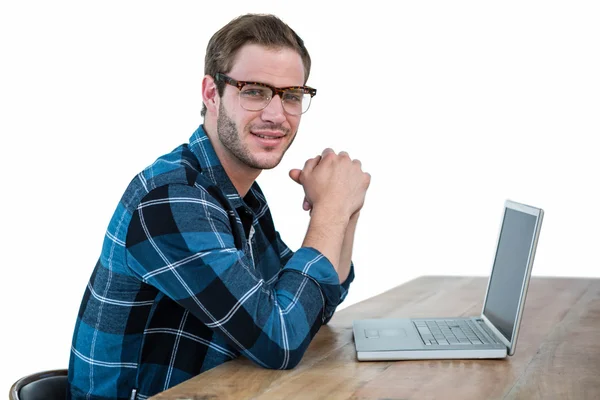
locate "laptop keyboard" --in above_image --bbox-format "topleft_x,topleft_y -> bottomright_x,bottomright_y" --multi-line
413,319 -> 498,346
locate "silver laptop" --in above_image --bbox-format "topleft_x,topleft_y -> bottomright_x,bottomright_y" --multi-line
353,199 -> 544,360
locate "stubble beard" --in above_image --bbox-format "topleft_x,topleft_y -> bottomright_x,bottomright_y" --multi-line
216,103 -> 295,170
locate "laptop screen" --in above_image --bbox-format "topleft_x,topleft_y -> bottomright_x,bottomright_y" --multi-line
482,207 -> 539,342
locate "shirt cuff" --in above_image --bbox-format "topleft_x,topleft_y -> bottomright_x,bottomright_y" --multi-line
282,246 -> 341,321
340,262 -> 355,303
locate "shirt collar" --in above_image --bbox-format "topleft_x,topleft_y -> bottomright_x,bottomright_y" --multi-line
188,124 -> 260,211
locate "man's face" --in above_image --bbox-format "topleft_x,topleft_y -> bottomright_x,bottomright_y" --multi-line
216,44 -> 305,170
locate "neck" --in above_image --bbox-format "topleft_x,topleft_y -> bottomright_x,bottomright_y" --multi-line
222,158 -> 261,198
202,121 -> 261,198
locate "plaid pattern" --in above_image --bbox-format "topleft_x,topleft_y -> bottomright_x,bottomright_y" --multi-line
67,125 -> 354,400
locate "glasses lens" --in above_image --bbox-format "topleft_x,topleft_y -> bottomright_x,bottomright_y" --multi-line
238,85 -> 312,115
282,90 -> 312,115
239,85 -> 272,111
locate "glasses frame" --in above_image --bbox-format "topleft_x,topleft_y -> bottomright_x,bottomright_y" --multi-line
214,73 -> 317,115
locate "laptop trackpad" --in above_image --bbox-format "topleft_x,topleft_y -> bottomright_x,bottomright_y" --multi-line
365,328 -> 407,338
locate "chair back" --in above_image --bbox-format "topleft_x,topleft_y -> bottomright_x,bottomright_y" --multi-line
9,369 -> 68,400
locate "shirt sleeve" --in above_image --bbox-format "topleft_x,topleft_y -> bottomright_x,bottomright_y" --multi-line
275,231 -> 355,324
125,183 -> 341,369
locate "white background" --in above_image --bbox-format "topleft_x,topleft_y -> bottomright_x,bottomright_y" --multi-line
1,0 -> 599,392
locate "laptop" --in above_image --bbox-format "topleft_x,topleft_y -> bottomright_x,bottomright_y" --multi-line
353,199 -> 544,360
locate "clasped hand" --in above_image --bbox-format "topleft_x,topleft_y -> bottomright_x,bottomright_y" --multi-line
289,148 -> 371,220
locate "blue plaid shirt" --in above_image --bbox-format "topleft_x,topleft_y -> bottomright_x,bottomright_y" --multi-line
67,125 -> 354,400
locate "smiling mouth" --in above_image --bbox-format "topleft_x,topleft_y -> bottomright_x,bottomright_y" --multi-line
251,132 -> 285,139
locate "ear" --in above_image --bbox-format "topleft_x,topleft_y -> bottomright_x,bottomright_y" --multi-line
202,75 -> 219,114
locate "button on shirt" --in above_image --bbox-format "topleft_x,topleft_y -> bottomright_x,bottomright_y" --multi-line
67,125 -> 354,400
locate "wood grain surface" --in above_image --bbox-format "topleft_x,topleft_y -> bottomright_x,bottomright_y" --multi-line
150,276 -> 600,400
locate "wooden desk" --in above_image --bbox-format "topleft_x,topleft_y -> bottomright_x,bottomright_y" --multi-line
150,276 -> 600,399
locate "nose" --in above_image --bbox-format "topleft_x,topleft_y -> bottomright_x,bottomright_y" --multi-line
260,94 -> 286,124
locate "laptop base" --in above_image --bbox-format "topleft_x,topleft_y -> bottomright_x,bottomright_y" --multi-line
353,318 -> 508,361
356,347 -> 507,361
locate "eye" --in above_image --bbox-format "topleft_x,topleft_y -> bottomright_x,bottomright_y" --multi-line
283,91 -> 303,103
241,87 -> 270,98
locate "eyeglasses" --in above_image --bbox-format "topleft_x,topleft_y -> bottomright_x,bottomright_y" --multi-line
214,73 -> 317,115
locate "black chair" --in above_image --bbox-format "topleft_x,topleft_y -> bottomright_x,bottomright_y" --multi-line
9,369 -> 68,400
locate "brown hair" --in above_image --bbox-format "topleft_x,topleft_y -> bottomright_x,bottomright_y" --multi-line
201,14 -> 312,117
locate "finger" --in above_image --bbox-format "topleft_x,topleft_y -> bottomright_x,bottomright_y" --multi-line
338,151 -> 350,159
321,148 -> 336,158
303,198 -> 311,211
289,169 -> 302,184
303,156 -> 321,174
352,158 -> 362,168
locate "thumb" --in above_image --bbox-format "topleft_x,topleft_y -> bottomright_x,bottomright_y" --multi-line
289,168 -> 302,184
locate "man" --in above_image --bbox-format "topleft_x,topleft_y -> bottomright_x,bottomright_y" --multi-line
68,13 -> 370,400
